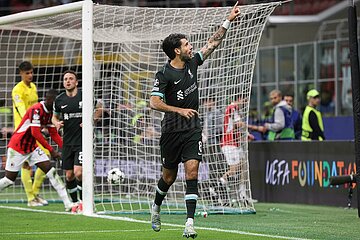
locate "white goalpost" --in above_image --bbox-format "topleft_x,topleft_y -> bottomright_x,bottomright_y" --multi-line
0,0 -> 281,216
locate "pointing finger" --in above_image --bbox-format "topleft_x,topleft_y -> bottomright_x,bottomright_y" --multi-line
233,1 -> 238,9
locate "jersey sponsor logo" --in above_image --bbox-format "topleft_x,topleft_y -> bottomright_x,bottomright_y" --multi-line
64,112 -> 82,120
61,105 -> 68,109
174,79 -> 182,85
184,82 -> 197,97
177,90 -> 184,100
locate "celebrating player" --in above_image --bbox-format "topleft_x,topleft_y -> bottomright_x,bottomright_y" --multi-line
220,96 -> 247,184
149,2 -> 241,238
0,89 -> 73,211
12,61 -> 48,206
52,70 -> 83,213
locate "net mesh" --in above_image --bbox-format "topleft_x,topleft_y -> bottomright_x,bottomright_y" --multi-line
0,2 -> 280,214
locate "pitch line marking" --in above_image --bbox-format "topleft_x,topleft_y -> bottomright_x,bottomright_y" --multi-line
0,205 -> 312,240
1,229 -> 180,236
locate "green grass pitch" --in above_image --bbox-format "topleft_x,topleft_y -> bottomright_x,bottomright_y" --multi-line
0,202 -> 359,240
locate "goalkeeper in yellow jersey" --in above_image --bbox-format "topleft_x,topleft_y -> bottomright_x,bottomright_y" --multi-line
12,61 -> 49,207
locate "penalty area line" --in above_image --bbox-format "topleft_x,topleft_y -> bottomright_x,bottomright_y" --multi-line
0,205 -> 312,240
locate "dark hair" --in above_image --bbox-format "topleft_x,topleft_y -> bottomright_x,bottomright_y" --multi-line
284,93 -> 294,98
162,33 -> 186,60
46,89 -> 58,99
63,69 -> 78,80
18,61 -> 33,72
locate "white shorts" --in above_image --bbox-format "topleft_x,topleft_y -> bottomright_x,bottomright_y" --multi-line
221,145 -> 245,166
5,147 -> 49,172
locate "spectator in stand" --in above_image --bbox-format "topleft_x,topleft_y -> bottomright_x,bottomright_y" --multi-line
283,93 -> 302,140
248,90 -> 294,140
10,0 -> 33,14
302,89 -> 325,141
319,90 -> 335,116
0,1 -> 10,16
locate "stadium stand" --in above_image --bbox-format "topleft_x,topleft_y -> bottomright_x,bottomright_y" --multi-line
274,0 -> 339,15
0,0 -> 344,16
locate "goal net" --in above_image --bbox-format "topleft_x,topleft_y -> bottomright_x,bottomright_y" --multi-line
0,1 -> 280,215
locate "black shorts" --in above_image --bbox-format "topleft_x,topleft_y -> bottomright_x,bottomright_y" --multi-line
160,129 -> 202,169
61,145 -> 82,170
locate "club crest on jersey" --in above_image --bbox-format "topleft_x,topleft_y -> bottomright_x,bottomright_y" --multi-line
79,101 -> 82,109
177,90 -> 184,100
64,113 -> 69,120
188,69 -> 193,79
33,111 -> 40,120
14,94 -> 21,102
154,78 -> 159,87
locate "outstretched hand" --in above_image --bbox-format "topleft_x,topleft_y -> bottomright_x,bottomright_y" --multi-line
228,1 -> 241,22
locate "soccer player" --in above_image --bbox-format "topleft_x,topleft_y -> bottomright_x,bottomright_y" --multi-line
220,96 -> 248,193
0,89 -> 73,211
12,61 -> 48,206
149,3 -> 241,238
52,70 -> 83,213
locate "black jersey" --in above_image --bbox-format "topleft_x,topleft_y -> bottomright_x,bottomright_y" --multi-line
54,90 -> 82,146
151,52 -> 204,133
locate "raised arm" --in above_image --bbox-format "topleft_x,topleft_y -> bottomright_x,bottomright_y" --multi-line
200,1 -> 240,60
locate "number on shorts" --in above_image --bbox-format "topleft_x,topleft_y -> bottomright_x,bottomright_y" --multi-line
36,148 -> 45,156
78,151 -> 83,164
198,141 -> 202,154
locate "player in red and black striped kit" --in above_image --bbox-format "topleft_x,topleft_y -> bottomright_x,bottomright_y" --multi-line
0,89 -> 73,211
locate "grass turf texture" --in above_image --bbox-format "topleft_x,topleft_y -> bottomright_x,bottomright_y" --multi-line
0,202 -> 358,240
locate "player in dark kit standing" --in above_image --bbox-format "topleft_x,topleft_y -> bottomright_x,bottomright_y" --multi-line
150,3 -> 241,238
52,70 -> 83,213
0,89 -> 73,211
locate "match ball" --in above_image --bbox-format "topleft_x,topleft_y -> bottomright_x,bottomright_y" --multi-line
196,211 -> 208,218
107,168 -> 125,184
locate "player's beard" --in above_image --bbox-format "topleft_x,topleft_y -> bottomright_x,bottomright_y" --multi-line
180,51 -> 192,62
